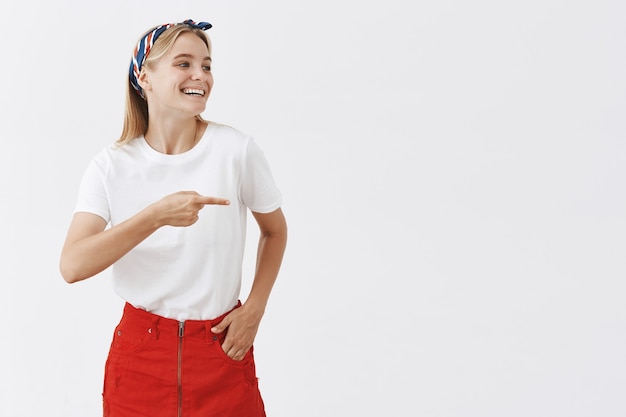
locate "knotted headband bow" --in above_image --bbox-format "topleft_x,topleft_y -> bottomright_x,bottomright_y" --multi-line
129,19 -> 212,99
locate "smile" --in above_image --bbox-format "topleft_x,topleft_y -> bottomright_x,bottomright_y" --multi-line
182,88 -> 205,96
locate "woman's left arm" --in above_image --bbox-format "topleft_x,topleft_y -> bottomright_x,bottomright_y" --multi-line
212,208 -> 288,360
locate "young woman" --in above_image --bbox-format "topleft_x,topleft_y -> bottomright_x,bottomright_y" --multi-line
60,19 -> 287,417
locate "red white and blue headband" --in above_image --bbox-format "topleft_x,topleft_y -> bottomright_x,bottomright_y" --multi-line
129,19 -> 212,99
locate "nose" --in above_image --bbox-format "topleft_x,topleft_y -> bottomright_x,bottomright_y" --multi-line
191,64 -> 207,81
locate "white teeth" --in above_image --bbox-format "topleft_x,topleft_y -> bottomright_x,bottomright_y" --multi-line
182,88 -> 205,96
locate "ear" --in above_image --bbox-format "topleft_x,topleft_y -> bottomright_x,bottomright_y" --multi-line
137,68 -> 151,92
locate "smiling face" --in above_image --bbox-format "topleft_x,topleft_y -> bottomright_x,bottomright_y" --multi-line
139,32 -> 213,118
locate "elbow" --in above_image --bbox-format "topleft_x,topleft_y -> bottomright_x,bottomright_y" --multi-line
279,221 -> 288,243
59,258 -> 84,284
60,266 -> 79,284
263,224 -> 288,243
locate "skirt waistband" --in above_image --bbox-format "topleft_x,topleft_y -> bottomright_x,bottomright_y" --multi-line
119,301 -> 242,340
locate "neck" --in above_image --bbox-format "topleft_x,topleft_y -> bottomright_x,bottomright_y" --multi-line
144,118 -> 202,155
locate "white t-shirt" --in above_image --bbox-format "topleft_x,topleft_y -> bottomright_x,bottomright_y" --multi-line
74,123 -> 282,320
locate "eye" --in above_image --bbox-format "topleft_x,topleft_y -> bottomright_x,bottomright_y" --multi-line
177,62 -> 190,68
203,65 -> 212,71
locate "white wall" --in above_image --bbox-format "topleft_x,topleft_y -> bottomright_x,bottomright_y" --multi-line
1,1 -> 625,416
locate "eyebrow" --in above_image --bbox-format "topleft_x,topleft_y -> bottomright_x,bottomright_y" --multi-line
172,53 -> 212,61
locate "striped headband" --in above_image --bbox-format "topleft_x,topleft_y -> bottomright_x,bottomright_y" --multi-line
129,19 -> 212,99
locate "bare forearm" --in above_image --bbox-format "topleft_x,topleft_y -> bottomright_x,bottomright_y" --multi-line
60,207 -> 160,283
244,229 -> 288,314
60,192 -> 230,284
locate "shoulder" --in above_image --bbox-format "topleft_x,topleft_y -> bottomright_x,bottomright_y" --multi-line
206,122 -> 251,144
103,138 -> 147,160
203,122 -> 256,155
85,139 -> 144,172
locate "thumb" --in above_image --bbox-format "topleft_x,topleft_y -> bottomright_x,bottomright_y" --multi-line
211,317 -> 230,334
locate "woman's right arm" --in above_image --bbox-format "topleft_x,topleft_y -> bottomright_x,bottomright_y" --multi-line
59,191 -> 230,283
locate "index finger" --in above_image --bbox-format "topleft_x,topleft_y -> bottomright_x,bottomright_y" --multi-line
195,195 -> 231,206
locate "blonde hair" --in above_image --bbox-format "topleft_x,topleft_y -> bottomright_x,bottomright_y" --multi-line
116,25 -> 212,146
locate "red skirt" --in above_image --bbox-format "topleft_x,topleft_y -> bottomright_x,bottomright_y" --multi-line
102,302 -> 266,417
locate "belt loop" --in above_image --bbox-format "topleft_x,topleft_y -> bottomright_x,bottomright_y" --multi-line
150,316 -> 159,340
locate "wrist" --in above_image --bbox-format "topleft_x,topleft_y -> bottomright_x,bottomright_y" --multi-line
242,297 -> 267,318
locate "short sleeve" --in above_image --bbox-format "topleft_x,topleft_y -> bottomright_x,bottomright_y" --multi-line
73,152 -> 111,222
239,139 -> 283,213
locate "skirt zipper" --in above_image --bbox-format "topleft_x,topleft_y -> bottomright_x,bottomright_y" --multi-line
178,321 -> 185,417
